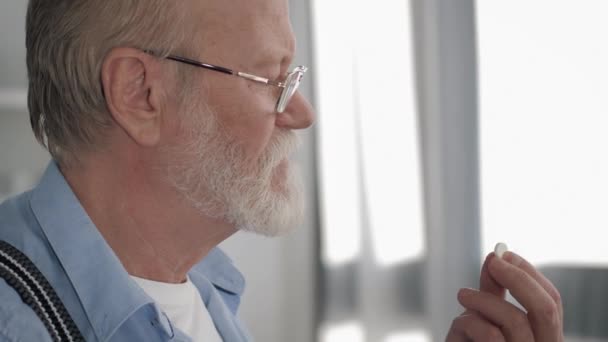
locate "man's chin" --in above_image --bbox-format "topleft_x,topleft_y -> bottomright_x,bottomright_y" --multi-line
235,192 -> 305,237
228,161 -> 305,237
238,221 -> 299,237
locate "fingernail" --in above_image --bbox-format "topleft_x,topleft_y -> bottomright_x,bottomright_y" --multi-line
458,288 -> 476,298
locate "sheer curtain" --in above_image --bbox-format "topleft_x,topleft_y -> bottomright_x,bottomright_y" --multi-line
313,0 -> 608,341
477,1 -> 608,340
312,1 -> 480,341
313,0 -> 427,340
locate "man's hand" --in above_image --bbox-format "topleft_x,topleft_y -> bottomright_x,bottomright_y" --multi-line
445,252 -> 564,341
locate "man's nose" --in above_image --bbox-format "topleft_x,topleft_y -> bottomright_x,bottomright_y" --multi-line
275,91 -> 315,129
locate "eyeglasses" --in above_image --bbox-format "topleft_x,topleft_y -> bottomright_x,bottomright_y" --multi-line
163,54 -> 308,113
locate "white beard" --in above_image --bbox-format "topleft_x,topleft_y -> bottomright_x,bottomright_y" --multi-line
165,104 -> 305,237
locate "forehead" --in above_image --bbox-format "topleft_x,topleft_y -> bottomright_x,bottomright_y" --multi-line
190,0 -> 295,64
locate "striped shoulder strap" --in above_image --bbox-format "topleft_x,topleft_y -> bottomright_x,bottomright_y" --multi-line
0,240 -> 85,342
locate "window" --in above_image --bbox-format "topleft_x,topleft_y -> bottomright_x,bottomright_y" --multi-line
477,1 -> 608,339
478,0 -> 608,266
313,0 -> 427,341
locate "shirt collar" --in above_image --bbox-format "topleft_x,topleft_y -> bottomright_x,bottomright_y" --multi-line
191,247 -> 245,296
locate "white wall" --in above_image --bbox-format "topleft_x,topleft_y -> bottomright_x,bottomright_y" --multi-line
0,110 -> 50,201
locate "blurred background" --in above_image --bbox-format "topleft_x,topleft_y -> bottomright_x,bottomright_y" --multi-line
1,0 -> 608,341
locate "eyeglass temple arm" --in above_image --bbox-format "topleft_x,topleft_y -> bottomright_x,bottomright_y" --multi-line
165,55 -> 285,88
237,72 -> 285,87
166,55 -> 233,75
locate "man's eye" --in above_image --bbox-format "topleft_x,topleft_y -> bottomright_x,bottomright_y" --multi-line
274,66 -> 287,80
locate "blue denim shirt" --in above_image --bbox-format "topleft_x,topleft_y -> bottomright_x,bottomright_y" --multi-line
0,162 -> 252,341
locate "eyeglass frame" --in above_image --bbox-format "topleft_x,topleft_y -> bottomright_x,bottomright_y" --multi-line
151,53 -> 307,113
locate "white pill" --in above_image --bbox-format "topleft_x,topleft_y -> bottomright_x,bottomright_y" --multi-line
494,242 -> 508,259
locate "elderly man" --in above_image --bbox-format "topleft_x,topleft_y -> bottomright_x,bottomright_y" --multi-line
0,0 -> 563,341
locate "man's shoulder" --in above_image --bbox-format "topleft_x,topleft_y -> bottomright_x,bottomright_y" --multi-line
0,277 -> 53,342
0,191 -> 51,259
0,191 -> 44,248
0,191 -> 60,342
0,191 -> 32,224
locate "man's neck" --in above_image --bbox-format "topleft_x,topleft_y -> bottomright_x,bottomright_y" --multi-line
60,154 -> 237,284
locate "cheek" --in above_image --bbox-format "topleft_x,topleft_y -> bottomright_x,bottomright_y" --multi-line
161,105 -> 191,147
235,119 -> 277,162
218,104 -> 278,160
201,77 -> 279,159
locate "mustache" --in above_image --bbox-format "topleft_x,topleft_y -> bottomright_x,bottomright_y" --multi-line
259,130 -> 301,170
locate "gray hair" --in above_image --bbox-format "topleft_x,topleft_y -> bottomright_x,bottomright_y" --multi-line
26,0 -> 192,165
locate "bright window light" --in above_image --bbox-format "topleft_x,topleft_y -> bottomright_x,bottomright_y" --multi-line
313,0 -> 362,267
313,0 -> 423,267
320,321 -> 365,342
384,329 -> 431,342
478,1 -> 608,266
355,0 -> 424,267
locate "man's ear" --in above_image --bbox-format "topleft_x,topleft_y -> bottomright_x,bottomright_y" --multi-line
101,48 -> 164,147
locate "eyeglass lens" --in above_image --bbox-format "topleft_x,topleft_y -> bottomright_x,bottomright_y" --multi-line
277,69 -> 305,113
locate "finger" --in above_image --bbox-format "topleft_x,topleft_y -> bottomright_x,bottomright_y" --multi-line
467,253 -> 506,319
489,256 -> 562,341
446,312 -> 506,342
502,251 -> 563,321
480,253 -> 506,298
458,288 -> 535,341
465,252 -> 507,320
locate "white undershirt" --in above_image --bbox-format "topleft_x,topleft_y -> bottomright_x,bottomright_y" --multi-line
131,275 -> 222,342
